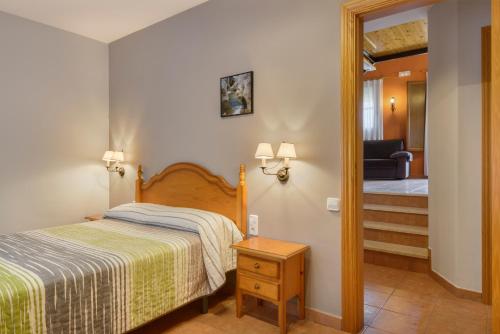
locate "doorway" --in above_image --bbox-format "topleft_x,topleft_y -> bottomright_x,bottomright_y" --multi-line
340,0 -> 498,333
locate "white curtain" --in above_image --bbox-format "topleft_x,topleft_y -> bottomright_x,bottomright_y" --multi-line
363,79 -> 384,140
424,72 -> 429,176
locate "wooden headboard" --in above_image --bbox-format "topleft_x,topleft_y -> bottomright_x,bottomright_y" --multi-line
135,162 -> 247,237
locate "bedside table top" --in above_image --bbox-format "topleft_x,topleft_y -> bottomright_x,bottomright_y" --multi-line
84,214 -> 104,221
231,237 -> 309,260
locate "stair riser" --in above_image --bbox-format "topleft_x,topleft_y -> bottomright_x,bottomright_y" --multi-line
364,210 -> 428,227
364,229 -> 428,248
364,250 -> 430,273
364,193 -> 428,208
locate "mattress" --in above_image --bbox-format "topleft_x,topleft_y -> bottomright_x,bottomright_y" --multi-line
0,215 -> 233,334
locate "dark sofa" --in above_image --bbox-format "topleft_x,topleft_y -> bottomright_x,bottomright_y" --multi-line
364,139 -> 413,180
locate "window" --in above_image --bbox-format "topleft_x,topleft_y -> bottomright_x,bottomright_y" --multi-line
363,79 -> 384,140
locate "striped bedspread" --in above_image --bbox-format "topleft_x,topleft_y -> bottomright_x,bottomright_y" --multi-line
0,204 -> 242,334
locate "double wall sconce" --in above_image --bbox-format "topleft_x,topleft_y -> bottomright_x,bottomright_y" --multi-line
390,97 -> 396,113
255,142 -> 297,183
102,151 -> 125,177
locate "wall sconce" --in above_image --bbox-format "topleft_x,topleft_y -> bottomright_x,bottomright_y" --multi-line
102,150 -> 125,177
255,142 -> 297,183
390,97 -> 396,113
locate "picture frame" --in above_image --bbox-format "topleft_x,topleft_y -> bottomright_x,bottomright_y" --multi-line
220,71 -> 254,117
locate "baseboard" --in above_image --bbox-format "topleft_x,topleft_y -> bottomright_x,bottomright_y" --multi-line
305,307 -> 342,330
252,298 -> 342,330
429,269 -> 483,302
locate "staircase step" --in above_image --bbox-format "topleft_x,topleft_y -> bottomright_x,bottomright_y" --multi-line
364,221 -> 428,235
364,228 -> 428,247
364,249 -> 430,273
364,240 -> 429,259
364,204 -> 428,215
364,193 -> 428,208
364,210 -> 428,227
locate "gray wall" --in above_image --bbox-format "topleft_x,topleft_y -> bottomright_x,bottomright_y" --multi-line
428,0 -> 490,292
110,0 -> 342,316
0,11 -> 109,233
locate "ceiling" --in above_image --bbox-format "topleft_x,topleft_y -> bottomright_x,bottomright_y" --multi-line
364,6 -> 430,33
363,6 -> 429,62
364,19 -> 428,59
0,0 -> 209,43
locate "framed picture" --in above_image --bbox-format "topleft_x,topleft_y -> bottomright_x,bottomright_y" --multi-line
220,71 -> 253,117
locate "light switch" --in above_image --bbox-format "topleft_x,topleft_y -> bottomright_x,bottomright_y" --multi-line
248,215 -> 259,236
327,198 -> 341,212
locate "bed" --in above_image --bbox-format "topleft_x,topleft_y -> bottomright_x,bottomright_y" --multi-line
0,162 -> 247,334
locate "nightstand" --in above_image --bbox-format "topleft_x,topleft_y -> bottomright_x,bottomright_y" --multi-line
84,214 -> 103,222
231,237 -> 309,334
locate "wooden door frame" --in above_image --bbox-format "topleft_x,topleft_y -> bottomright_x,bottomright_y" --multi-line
482,25 -> 492,305
340,0 -> 499,333
491,0 -> 500,331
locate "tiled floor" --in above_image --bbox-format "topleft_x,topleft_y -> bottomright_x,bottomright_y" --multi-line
131,292 -> 345,334
128,263 -> 491,334
364,179 -> 428,196
363,263 -> 491,334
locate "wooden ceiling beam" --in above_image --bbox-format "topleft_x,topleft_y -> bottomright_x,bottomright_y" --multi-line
370,47 -> 428,63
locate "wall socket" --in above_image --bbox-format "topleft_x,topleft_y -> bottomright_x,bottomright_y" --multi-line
327,197 -> 341,212
248,215 -> 259,236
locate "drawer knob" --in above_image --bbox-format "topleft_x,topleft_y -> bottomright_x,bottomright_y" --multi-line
254,263 -> 260,269
254,283 -> 260,290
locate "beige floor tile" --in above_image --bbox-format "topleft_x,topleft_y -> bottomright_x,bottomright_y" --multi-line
433,296 -> 489,321
365,264 -> 408,282
371,309 -> 428,334
365,289 -> 391,308
364,305 -> 380,326
425,312 -> 487,334
364,265 -> 408,295
396,277 -> 446,298
200,313 -> 277,334
288,320 -> 345,334
383,295 -> 435,319
363,327 -> 393,334
425,299 -> 489,334
364,276 -> 401,293
364,264 -> 491,334
166,321 -> 224,334
391,289 -> 439,303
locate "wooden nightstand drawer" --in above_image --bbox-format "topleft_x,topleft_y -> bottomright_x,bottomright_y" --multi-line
238,254 -> 279,278
239,274 -> 279,301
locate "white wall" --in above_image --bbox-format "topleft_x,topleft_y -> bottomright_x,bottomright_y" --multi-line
0,11 -> 109,234
109,0 -> 342,316
428,0 -> 490,292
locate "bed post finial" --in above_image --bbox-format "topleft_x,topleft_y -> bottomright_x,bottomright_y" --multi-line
239,164 -> 246,185
237,164 -> 247,238
135,165 -> 144,203
138,165 -> 143,180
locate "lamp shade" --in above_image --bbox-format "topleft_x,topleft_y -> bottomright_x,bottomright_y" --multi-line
112,151 -> 125,162
255,143 -> 274,159
102,151 -> 115,162
277,142 -> 296,159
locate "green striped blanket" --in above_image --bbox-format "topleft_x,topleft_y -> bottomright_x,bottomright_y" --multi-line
0,204 -> 241,334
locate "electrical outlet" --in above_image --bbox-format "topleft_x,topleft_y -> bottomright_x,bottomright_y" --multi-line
248,215 -> 259,236
327,197 -> 341,212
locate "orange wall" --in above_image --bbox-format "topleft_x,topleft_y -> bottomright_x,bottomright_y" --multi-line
364,54 -> 428,178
